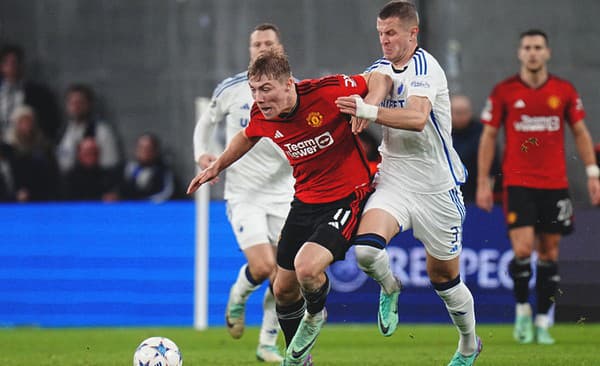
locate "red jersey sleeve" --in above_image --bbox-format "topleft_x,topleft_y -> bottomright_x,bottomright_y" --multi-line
565,83 -> 586,125
326,74 -> 368,99
480,84 -> 504,128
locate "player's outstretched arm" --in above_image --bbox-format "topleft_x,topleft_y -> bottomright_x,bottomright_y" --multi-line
570,121 -> 600,205
336,93 -> 428,132
187,130 -> 259,194
476,124 -> 499,212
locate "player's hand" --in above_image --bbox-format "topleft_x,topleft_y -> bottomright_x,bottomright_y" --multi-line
187,166 -> 220,194
335,95 -> 359,116
197,153 -> 217,169
350,116 -> 371,134
588,176 -> 600,206
476,182 -> 494,212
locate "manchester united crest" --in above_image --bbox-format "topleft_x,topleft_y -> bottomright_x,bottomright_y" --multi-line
547,95 -> 561,110
306,111 -> 323,127
507,211 -> 518,225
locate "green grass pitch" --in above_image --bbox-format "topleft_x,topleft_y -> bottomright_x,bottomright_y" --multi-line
2,323 -> 599,365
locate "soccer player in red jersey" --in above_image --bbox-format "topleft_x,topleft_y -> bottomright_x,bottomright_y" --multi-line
477,29 -> 600,345
187,50 -> 391,365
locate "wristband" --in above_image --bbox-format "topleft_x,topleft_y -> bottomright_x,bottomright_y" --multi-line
354,96 -> 378,121
586,164 -> 600,178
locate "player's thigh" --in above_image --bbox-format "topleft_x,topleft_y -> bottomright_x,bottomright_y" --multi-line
412,188 -> 465,261
226,201 -> 271,250
307,188 -> 372,263
267,201 -> 292,245
277,201 -> 314,271
243,243 -> 277,279
361,184 -> 410,240
536,188 -> 574,235
504,186 -> 537,230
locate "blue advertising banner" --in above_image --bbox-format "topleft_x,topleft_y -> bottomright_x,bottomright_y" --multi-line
2,201 -> 595,327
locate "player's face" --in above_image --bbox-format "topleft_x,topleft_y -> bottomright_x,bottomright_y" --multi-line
518,35 -> 550,73
249,75 -> 294,119
377,16 -> 418,64
249,29 -> 282,63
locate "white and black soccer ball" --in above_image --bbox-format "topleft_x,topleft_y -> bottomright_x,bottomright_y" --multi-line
133,336 -> 183,366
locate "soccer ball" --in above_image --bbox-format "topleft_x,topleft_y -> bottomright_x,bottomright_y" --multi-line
133,336 -> 183,366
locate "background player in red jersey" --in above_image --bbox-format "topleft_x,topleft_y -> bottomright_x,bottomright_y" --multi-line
477,29 -> 600,345
187,50 -> 391,365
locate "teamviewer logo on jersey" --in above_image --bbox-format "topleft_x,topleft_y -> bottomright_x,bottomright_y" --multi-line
283,131 -> 334,159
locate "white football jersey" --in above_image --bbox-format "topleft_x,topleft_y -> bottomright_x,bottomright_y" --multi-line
193,71 -> 294,203
365,48 -> 466,193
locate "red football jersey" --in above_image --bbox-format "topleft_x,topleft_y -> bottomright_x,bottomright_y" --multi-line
245,74 -> 372,203
481,74 -> 585,189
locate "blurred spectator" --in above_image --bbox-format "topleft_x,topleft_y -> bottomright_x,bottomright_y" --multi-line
596,143 -> 600,168
359,129 -> 381,176
120,133 -> 175,202
62,137 -> 119,201
0,142 -> 15,201
0,44 -> 61,142
451,94 -> 500,203
6,105 -> 59,201
56,84 -> 120,173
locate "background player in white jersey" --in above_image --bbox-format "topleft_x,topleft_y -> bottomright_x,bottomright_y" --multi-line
336,2 -> 481,365
193,23 -> 294,363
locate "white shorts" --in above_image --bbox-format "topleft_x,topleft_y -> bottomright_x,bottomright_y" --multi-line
226,200 -> 290,250
364,183 -> 466,260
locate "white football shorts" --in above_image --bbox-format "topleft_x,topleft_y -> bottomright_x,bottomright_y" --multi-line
226,200 -> 291,250
364,179 -> 466,260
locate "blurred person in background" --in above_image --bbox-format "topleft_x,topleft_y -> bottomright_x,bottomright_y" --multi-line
477,29 -> 600,345
6,105 -> 59,202
62,137 -> 119,202
450,94 -> 500,203
0,44 -> 60,143
56,84 -> 120,174
192,23 -> 293,363
0,140 -> 15,202
120,132 -> 175,203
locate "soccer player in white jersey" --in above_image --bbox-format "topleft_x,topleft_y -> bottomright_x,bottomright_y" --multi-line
193,23 -> 294,363
336,2 -> 481,365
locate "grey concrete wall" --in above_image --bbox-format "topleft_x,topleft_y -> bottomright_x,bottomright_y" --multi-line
1,0 -> 598,205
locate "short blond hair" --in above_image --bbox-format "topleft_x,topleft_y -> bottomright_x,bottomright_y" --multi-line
248,49 -> 291,81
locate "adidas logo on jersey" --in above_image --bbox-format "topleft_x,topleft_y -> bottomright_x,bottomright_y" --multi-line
514,99 -> 526,108
274,130 -> 284,139
241,103 -> 250,110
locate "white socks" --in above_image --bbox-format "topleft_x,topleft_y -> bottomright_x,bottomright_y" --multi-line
230,264 -> 260,304
355,245 -> 400,294
436,281 -> 477,356
259,287 -> 280,346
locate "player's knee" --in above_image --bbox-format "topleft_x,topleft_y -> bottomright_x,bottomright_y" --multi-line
294,260 -> 321,287
353,233 -> 387,269
248,261 -> 276,282
273,280 -> 299,304
509,257 -> 532,281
